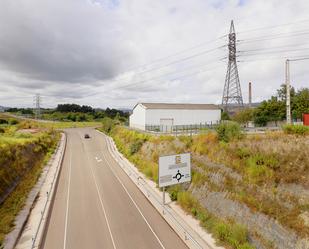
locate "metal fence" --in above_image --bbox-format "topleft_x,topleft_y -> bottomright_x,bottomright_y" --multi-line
145,121 -> 220,135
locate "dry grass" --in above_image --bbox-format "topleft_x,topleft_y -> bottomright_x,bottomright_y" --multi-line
107,126 -> 309,242
230,132 -> 309,187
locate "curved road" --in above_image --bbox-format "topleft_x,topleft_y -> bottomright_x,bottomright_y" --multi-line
42,128 -> 188,249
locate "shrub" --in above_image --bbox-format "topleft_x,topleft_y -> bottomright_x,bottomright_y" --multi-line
129,140 -> 144,155
191,132 -> 217,155
0,119 -> 8,124
215,121 -> 242,142
236,147 -> 251,159
192,171 -> 208,186
101,117 -> 117,133
282,124 -> 309,135
168,185 -> 182,201
177,191 -> 198,211
246,156 -> 274,183
214,223 -> 230,241
214,222 -> 252,249
9,119 -> 19,125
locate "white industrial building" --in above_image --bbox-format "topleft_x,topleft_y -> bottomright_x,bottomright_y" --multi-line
129,103 -> 221,131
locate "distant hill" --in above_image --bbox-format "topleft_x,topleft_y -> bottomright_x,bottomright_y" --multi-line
0,106 -> 9,112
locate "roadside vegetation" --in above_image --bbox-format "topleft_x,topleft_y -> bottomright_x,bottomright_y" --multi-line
7,103 -> 129,123
100,120 -> 309,249
0,114 -> 60,247
230,85 -> 309,126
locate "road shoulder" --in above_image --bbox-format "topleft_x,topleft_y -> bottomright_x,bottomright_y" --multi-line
5,133 -> 66,249
97,130 -> 224,249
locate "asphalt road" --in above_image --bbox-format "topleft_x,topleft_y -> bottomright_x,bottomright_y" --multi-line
42,128 -> 188,249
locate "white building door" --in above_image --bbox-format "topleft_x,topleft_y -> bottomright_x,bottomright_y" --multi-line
160,118 -> 173,132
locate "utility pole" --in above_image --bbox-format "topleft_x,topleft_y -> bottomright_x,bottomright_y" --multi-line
248,82 -> 252,108
284,57 -> 309,124
33,94 -> 41,120
222,20 -> 244,112
285,59 -> 291,124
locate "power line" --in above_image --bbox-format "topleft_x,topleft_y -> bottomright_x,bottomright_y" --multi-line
289,57 -> 309,62
238,43 -> 309,53
135,63 -> 224,92
117,45 -> 226,78
236,18 -> 309,34
119,35 -> 227,74
237,55 -> 309,63
238,30 -> 309,44
103,45 -> 226,89
106,60 -> 224,92
238,47 -> 309,57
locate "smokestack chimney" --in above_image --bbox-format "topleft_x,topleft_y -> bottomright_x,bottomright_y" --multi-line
249,82 -> 252,107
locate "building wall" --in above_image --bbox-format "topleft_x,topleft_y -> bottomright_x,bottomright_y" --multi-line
145,109 -> 221,126
129,104 -> 146,130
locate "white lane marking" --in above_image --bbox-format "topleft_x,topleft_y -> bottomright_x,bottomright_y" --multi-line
63,147 -> 72,249
87,152 -> 117,249
95,156 -> 103,163
100,139 -> 166,249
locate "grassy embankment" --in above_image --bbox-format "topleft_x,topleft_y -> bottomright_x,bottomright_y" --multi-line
99,122 -> 309,249
0,115 -> 60,247
3,113 -> 101,129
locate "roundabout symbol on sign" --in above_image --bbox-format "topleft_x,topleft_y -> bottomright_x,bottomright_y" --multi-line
173,170 -> 184,182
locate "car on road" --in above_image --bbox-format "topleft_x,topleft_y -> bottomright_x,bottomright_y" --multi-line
84,134 -> 90,139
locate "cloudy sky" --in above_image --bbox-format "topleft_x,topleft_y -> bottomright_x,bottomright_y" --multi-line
0,0 -> 308,109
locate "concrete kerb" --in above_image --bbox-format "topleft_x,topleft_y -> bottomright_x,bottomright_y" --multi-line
7,133 -> 67,249
36,132 -> 67,249
96,130 -> 221,249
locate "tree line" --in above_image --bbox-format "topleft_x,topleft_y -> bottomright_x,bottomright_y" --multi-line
230,85 -> 309,126
7,104 -> 129,122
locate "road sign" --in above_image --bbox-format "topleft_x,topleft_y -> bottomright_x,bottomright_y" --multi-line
158,153 -> 191,187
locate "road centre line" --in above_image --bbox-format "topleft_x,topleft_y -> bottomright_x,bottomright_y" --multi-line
86,148 -> 117,249
100,136 -> 166,249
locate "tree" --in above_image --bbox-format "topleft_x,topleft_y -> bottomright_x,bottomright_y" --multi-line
221,111 -> 230,120
277,84 -> 295,101
292,88 -> 309,119
232,108 -> 254,125
253,97 -> 285,126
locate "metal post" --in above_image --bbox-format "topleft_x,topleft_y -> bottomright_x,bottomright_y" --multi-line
285,59 -> 291,124
163,187 -> 165,205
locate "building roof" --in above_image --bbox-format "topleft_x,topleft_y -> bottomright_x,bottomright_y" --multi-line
138,103 -> 220,110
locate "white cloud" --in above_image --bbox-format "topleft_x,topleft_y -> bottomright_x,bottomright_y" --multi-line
0,0 -> 308,108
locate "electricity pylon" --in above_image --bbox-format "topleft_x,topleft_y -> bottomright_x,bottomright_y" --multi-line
222,20 -> 244,111
33,93 -> 41,119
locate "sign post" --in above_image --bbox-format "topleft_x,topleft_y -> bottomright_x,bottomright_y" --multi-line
159,153 -> 191,206
163,187 -> 166,205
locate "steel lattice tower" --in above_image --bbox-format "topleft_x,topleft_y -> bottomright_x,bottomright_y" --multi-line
33,93 -> 41,119
222,20 -> 243,111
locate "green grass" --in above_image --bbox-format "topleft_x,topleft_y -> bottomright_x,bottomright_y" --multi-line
176,191 -> 254,249
282,124 -> 309,135
103,124 -> 309,246
32,120 -> 101,129
106,126 -> 254,248
0,122 -> 60,246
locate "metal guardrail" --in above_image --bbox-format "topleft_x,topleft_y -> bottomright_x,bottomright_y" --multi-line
30,135 -> 66,249
105,135 -> 213,249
